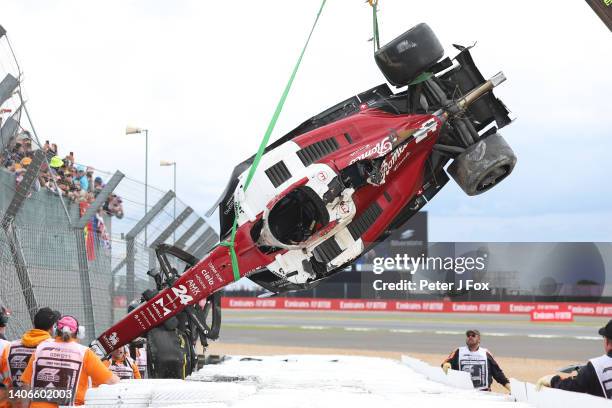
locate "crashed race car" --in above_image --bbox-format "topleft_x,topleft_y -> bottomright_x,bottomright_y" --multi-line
93,23 -> 516,378
211,23 -> 516,294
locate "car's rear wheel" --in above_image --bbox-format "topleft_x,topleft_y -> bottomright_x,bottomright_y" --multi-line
374,23 -> 444,87
448,133 -> 516,196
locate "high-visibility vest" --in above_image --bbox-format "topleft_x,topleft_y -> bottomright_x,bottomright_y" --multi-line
0,339 -> 10,386
7,340 -> 38,388
135,345 -> 147,379
107,357 -> 137,380
590,354 -> 612,399
29,339 -> 87,406
458,346 -> 490,390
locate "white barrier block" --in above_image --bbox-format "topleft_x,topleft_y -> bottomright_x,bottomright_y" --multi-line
401,355 -> 474,389
510,378 -> 610,407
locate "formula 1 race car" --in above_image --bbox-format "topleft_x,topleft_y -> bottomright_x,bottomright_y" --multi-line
211,23 -> 516,294
93,23 -> 516,377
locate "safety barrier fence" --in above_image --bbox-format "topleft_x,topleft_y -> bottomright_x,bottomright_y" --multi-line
221,296 -> 612,317
0,166 -> 219,343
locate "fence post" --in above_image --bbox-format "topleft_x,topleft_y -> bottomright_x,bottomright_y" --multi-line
0,149 -> 45,322
0,73 -> 18,108
73,229 -> 94,341
0,110 -> 21,151
71,171 -> 124,339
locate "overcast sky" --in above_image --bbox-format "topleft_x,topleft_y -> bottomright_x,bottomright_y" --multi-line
2,0 -> 611,242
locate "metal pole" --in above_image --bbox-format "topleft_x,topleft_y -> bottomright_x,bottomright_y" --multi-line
74,228 -> 94,341
144,129 -> 148,247
126,237 -> 135,301
173,163 -> 176,244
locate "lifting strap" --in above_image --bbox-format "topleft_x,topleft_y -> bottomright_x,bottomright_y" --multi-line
220,0 -> 327,281
369,0 -> 381,52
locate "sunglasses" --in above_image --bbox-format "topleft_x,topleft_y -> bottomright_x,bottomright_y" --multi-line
467,333 -> 478,338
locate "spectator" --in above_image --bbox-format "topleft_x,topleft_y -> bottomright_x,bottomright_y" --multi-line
94,176 -> 105,196
85,167 -> 95,192
64,151 -> 75,167
2,139 -> 126,218
104,194 -> 124,219
74,165 -> 89,192
0,307 -> 10,388
49,155 -> 63,169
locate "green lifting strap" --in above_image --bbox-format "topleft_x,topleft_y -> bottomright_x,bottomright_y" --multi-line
220,0 -> 328,282
370,0 -> 381,52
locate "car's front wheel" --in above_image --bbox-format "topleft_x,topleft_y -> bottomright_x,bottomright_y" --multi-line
447,133 -> 516,196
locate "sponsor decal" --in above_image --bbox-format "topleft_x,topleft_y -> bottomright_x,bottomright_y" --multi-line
531,310 -> 573,322
285,300 -> 310,308
310,300 -> 332,308
223,197 -> 234,215
349,138 -> 393,164
397,39 -> 417,53
395,302 -> 422,311
423,302 -> 444,311
187,279 -> 201,297
108,332 -> 120,347
172,284 -> 194,305
349,144 -> 369,157
133,313 -> 147,331
36,368 -> 60,383
155,298 -> 171,317
414,118 -> 439,143
10,355 -> 28,368
207,262 -> 224,284
201,269 -> 215,287
316,171 -> 328,182
376,144 -> 409,184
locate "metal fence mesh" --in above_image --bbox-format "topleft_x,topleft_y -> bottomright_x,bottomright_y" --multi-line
0,167 -> 219,342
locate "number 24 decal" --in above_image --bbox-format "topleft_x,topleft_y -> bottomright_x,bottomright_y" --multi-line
172,285 -> 194,305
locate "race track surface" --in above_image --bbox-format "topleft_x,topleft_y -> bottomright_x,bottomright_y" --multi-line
218,309 -> 606,361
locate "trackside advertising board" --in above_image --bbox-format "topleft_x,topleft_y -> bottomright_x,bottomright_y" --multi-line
222,297 -> 612,317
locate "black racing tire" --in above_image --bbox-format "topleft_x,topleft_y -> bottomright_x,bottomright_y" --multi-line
374,23 -> 444,87
147,327 -> 190,379
448,133 -> 516,196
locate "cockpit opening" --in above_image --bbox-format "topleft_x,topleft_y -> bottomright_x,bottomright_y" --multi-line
267,187 -> 329,245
